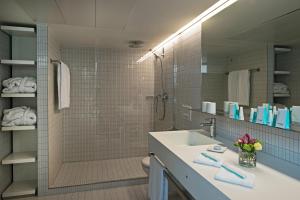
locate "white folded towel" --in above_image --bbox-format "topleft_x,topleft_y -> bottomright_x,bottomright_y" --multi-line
2,106 -> 36,127
2,77 -> 36,93
57,62 -> 70,110
215,164 -> 255,188
149,156 -> 168,200
193,152 -> 223,168
273,83 -> 289,94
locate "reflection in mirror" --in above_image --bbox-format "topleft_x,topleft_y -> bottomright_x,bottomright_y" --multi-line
201,0 -> 300,132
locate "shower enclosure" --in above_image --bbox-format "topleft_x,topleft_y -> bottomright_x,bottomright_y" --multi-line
48,22 -> 202,189
48,46 -> 154,188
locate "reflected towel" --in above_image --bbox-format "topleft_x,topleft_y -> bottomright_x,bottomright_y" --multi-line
273,83 -> 289,94
228,70 -> 250,106
57,62 -> 70,110
193,152 -> 223,168
149,156 -> 168,200
215,164 -> 255,188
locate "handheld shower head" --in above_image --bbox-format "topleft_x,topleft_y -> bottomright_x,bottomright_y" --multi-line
152,52 -> 160,59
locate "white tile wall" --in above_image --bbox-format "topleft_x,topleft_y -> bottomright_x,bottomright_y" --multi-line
38,25 -> 149,196
154,22 -> 202,130
37,23 -> 50,195
61,48 -> 154,162
48,30 -> 64,187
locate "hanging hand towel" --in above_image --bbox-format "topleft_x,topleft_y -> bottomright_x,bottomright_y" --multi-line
149,156 -> 168,200
228,70 -> 250,106
57,62 -> 70,110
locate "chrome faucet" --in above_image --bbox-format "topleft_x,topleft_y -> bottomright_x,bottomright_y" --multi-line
200,118 -> 216,138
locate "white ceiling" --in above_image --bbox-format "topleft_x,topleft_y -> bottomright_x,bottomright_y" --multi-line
0,0 -> 218,49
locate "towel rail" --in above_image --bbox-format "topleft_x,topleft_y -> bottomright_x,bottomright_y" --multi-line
149,153 -> 195,199
225,68 -> 260,75
50,59 -> 61,64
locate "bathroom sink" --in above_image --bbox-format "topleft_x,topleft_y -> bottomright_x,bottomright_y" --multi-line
151,129 -> 220,147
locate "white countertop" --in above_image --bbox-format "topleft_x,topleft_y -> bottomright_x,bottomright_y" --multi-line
150,131 -> 300,200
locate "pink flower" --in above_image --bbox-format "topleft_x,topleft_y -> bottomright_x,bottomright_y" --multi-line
241,134 -> 251,144
249,138 -> 256,144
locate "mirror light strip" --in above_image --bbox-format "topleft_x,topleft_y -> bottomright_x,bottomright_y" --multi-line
137,0 -> 238,63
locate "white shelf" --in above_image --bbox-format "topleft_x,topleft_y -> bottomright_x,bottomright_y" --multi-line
0,25 -> 35,37
1,93 -> 36,98
0,59 -> 35,66
2,152 -> 36,165
274,47 -> 291,54
1,126 -> 36,132
2,180 -> 36,198
274,71 -> 290,75
274,93 -> 290,97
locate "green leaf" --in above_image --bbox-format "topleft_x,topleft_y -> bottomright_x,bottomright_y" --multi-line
243,144 -> 252,152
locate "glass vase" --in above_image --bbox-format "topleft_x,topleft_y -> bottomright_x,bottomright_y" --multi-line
238,150 -> 256,168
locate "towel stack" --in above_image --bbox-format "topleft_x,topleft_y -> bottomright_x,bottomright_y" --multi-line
2,106 -> 37,127
273,83 -> 290,96
2,77 -> 36,93
193,152 -> 255,188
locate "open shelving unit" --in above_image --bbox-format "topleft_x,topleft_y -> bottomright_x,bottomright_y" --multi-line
272,45 -> 292,104
0,25 -> 37,199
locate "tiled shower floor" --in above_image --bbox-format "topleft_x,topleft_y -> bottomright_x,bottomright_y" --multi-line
52,156 -> 147,188
14,184 -> 148,200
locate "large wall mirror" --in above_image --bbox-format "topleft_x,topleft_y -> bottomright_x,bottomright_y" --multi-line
201,0 -> 300,132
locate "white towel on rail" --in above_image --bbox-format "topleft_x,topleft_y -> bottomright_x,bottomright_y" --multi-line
2,106 -> 36,127
149,156 -> 168,200
57,62 -> 70,110
2,77 -> 36,93
228,70 -> 250,106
